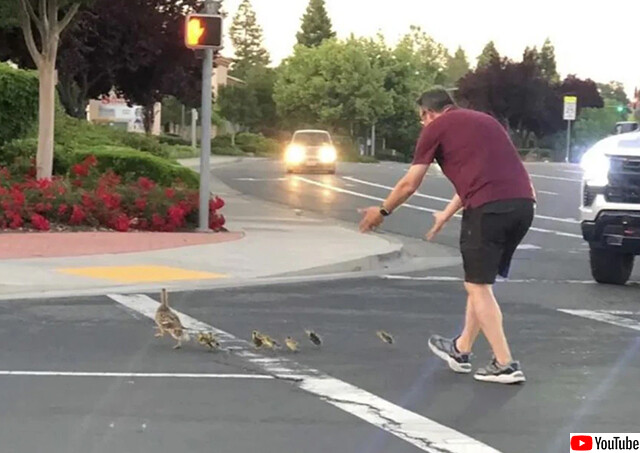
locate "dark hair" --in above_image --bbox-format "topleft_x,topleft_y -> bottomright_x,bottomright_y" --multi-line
416,87 -> 456,112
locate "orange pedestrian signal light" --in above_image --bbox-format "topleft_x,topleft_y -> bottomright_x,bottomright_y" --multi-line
185,14 -> 223,49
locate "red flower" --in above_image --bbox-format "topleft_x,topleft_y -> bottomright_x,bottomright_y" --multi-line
58,204 -> 69,216
35,202 -> 48,213
137,177 -> 155,191
84,155 -> 98,167
99,193 -> 121,210
31,213 -> 50,231
98,171 -> 121,189
70,205 -> 86,225
165,188 -> 175,199
134,198 -> 147,210
72,178 -> 83,187
167,205 -> 186,228
209,213 -> 226,230
72,163 -> 89,177
151,213 -> 165,230
138,219 -> 149,230
112,214 -> 130,232
11,189 -> 25,207
9,213 -> 23,229
210,196 -> 225,211
37,179 -> 52,190
81,193 -> 95,209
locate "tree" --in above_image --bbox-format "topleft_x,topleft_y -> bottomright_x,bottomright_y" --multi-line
458,57 -> 564,147
217,84 -> 258,145
443,46 -> 470,86
574,102 -> 622,152
229,0 -> 270,79
274,38 -> 392,132
539,38 -> 559,83
560,75 -> 604,112
296,0 -> 335,48
1,0 -> 87,179
477,41 -> 500,68
598,81 -> 630,119
109,0 -> 202,133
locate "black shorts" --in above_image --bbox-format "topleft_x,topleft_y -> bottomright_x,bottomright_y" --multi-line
460,199 -> 534,284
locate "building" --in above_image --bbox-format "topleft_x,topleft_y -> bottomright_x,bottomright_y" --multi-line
86,93 -> 162,136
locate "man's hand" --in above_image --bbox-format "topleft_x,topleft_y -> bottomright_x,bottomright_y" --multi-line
358,207 -> 384,233
425,211 -> 448,241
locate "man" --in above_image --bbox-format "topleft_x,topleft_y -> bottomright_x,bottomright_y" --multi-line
359,87 -> 535,384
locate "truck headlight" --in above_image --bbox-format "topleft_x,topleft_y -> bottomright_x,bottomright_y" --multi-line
581,149 -> 610,187
285,145 -> 305,164
319,146 -> 337,163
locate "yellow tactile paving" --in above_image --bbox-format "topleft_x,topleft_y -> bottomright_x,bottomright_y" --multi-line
58,265 -> 226,283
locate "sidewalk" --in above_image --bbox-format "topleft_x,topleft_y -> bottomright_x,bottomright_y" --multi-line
0,156 -> 405,298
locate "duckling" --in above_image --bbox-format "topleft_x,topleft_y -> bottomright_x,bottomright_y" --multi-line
305,330 -> 322,346
376,330 -> 394,345
285,336 -> 299,352
154,289 -> 189,349
251,330 -> 264,349
197,331 -> 220,351
261,334 -> 280,349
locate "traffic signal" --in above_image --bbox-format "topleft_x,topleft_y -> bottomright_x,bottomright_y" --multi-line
617,105 -> 625,113
185,14 -> 223,49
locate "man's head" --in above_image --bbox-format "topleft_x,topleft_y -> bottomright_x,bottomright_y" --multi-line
416,87 -> 457,125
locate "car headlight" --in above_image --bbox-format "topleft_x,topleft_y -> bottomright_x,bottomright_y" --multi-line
319,146 -> 337,163
285,145 -> 305,164
581,147 -> 610,187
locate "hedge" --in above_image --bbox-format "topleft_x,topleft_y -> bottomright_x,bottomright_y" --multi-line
71,146 -> 199,188
0,137 -> 73,175
0,63 -> 38,146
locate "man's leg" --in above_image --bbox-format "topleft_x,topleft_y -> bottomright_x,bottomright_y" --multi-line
455,296 -> 481,354
464,282 -> 512,365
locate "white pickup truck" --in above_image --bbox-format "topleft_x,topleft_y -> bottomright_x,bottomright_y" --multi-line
580,131 -> 640,284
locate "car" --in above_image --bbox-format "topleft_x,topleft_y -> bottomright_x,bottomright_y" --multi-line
284,129 -> 337,174
580,131 -> 640,284
614,121 -> 639,135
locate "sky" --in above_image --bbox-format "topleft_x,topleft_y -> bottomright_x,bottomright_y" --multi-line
221,0 -> 640,98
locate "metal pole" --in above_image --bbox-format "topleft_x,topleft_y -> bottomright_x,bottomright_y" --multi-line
198,0 -> 220,231
191,108 -> 198,149
371,124 -> 376,157
181,104 -> 185,136
565,120 -> 572,163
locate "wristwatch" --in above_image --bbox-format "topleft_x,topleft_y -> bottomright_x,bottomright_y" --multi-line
379,206 -> 391,217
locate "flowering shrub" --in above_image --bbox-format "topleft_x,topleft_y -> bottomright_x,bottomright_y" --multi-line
0,155 -> 226,232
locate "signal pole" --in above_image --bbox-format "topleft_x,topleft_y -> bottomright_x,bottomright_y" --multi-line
198,0 -> 221,232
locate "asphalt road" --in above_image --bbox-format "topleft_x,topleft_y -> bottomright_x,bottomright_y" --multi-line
2,158 -> 639,453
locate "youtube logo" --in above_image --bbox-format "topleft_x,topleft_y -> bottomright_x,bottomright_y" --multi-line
571,435 -> 593,451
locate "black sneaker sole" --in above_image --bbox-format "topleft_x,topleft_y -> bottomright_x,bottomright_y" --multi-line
473,371 -> 526,384
428,341 -> 472,374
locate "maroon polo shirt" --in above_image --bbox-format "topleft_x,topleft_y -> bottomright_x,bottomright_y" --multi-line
412,108 -> 536,209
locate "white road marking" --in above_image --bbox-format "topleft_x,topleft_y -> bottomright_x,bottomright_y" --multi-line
343,176 -> 580,225
561,170 -> 583,175
537,190 -> 559,195
235,177 -> 287,182
108,294 -> 501,453
302,176 -> 582,238
529,173 -> 581,182
557,310 -> 640,332
517,244 -> 541,250
382,275 -> 596,284
0,371 -> 272,379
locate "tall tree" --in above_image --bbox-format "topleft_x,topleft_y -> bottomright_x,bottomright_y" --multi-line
217,84 -> 258,145
229,0 -> 270,79
1,0 -> 87,179
477,41 -> 500,68
598,81 -> 630,107
560,75 -> 604,113
444,46 -> 470,86
539,38 -> 559,83
274,38 -> 391,132
296,0 -> 335,48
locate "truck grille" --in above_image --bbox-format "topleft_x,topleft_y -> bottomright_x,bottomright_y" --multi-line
605,156 -> 640,204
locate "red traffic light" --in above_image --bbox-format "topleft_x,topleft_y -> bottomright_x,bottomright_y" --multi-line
185,14 -> 223,49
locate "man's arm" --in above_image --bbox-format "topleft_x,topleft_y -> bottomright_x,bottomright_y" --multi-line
425,193 -> 462,241
381,164 -> 429,212
359,164 -> 429,232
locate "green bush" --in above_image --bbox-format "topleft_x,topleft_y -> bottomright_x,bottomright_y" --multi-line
159,134 -> 191,146
0,137 -> 73,174
235,132 -> 281,156
55,116 -> 170,158
71,146 -> 199,188
167,145 -> 200,159
0,63 -> 38,146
